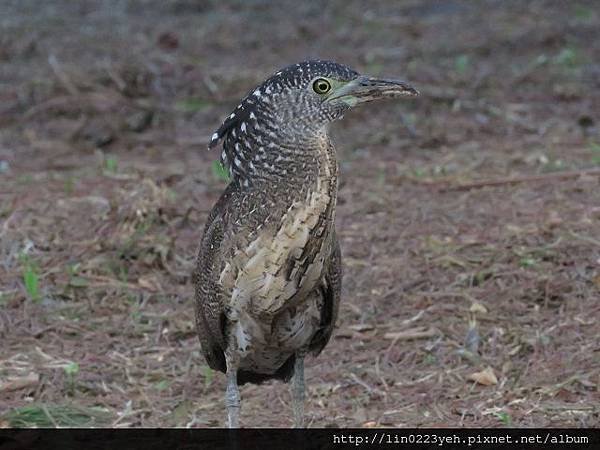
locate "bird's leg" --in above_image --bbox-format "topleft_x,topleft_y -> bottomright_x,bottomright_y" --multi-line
291,352 -> 306,428
225,353 -> 241,428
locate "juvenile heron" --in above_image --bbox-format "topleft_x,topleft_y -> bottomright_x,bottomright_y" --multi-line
195,60 -> 418,427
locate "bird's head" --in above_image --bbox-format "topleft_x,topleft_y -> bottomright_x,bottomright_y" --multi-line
209,60 -> 418,186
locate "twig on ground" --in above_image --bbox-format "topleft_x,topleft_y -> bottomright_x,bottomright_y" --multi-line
383,326 -> 438,341
349,373 -> 386,396
0,373 -> 39,393
434,168 -> 600,192
48,55 -> 79,96
567,231 -> 600,248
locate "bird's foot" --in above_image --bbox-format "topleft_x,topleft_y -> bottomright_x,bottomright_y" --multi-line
225,384 -> 241,428
292,405 -> 304,428
291,353 -> 306,428
227,405 -> 241,429
225,352 -> 241,428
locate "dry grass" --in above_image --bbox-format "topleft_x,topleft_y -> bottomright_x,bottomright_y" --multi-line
1,0 -> 599,427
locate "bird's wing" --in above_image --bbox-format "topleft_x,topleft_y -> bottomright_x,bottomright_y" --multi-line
203,183 -> 235,234
309,233 -> 342,355
194,185 -> 237,373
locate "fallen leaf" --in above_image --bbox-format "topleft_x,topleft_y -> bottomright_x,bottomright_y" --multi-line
0,373 -> 39,392
469,302 -> 488,314
467,367 -> 498,386
138,275 -> 161,292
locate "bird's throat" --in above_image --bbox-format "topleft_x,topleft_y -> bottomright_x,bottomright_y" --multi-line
229,129 -> 338,202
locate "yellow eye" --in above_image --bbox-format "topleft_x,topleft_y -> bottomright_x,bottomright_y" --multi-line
312,78 -> 331,94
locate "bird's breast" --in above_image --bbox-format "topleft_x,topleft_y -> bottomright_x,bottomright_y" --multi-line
220,176 -> 336,319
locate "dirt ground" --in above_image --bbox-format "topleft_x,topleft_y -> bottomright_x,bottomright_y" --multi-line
1,0 -> 599,428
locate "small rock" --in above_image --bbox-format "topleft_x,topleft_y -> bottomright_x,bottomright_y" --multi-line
82,123 -> 114,147
546,210 -> 563,228
125,110 -> 153,132
157,32 -> 179,51
578,115 -> 594,129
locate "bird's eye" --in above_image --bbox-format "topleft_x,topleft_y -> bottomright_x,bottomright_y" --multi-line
312,78 -> 331,95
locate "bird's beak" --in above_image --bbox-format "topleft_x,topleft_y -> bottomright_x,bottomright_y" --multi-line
326,75 -> 419,107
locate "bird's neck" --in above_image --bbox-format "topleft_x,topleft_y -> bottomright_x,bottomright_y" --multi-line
231,128 -> 338,198
256,131 -> 337,192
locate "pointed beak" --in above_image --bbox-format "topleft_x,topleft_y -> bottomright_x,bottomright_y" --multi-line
327,76 -> 419,107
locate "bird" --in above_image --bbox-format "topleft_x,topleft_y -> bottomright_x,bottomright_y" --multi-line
194,60 -> 418,428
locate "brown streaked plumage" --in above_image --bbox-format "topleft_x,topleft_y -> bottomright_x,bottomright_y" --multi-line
194,60 -> 418,427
